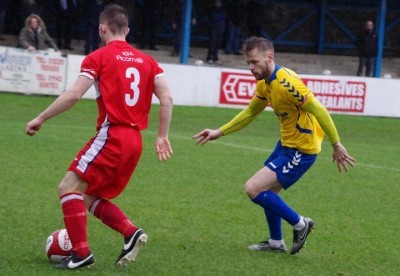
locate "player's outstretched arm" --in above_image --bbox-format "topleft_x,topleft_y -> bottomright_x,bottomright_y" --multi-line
332,142 -> 356,173
192,129 -> 223,145
193,95 -> 266,146
26,76 -> 94,136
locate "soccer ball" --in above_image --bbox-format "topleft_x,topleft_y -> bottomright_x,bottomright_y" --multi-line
45,229 -> 72,263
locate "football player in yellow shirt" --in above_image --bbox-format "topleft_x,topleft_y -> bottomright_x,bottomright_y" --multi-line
193,36 -> 355,255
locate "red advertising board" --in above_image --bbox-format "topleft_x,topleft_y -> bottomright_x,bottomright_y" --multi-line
219,70 -> 366,113
220,71 -> 256,105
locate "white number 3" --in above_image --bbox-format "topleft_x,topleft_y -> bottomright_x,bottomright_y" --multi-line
125,67 -> 140,106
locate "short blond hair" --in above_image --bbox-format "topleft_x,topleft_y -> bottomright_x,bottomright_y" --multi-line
241,36 -> 274,54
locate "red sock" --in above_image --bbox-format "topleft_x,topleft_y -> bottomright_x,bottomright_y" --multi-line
60,193 -> 90,257
90,199 -> 137,238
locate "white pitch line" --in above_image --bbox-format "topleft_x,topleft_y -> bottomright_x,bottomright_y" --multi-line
153,131 -> 400,173
36,125 -> 399,173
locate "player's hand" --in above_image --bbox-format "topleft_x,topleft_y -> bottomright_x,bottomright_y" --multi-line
332,142 -> 356,173
155,137 -> 173,161
192,129 -> 223,146
26,117 -> 43,136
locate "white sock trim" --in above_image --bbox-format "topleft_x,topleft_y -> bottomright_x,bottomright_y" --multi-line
89,198 -> 103,215
293,216 -> 305,230
60,193 -> 83,205
268,239 -> 285,247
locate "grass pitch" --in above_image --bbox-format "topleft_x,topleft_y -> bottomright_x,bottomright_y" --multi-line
0,92 -> 399,275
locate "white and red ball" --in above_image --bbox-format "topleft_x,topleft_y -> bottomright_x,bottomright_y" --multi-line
45,229 -> 72,263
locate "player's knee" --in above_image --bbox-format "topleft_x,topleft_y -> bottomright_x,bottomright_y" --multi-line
57,181 -> 66,196
57,172 -> 86,196
57,180 -> 72,196
244,180 -> 260,199
83,194 -> 98,210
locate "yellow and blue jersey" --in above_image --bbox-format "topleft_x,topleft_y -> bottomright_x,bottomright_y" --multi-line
220,64 -> 336,154
254,65 -> 325,154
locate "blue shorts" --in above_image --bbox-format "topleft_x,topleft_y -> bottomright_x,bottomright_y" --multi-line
265,141 -> 317,190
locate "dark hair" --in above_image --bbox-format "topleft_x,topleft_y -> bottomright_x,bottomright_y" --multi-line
241,36 -> 274,54
99,4 -> 128,35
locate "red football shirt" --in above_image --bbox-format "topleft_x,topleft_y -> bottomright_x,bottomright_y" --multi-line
80,40 -> 164,130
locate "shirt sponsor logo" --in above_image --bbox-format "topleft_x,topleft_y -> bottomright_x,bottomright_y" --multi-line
116,55 -> 144,63
122,51 -> 134,56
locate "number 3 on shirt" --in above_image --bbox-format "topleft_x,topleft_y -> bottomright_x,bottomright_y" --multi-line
125,67 -> 140,106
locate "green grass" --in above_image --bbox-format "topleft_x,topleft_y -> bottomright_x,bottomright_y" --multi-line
1,92 -> 399,275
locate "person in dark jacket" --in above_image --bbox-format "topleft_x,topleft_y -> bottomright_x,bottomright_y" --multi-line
84,0 -> 105,55
225,0 -> 246,55
0,0 -> 10,40
56,0 -> 78,50
140,0 -> 162,50
170,0 -> 196,57
206,0 -> 226,64
19,0 -> 43,29
19,13 -> 59,51
355,20 -> 378,77
246,0 -> 263,37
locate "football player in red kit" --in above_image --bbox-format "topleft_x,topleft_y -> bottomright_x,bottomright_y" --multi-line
26,4 -> 173,269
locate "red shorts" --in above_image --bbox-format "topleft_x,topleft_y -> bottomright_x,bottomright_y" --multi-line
68,124 -> 142,199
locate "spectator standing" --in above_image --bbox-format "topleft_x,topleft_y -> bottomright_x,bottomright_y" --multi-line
19,0 -> 43,29
355,20 -> 378,77
170,0 -> 196,57
19,13 -> 59,51
124,0 -> 136,43
84,0 -> 105,55
140,0 -> 161,50
0,0 -> 10,41
246,0 -> 263,37
206,0 -> 226,64
56,0 -> 78,50
225,0 -> 246,55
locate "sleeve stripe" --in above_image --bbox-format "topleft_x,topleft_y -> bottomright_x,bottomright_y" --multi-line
80,72 -> 95,80
155,72 -> 165,79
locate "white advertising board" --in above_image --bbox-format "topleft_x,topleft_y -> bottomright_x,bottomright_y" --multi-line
1,47 -> 399,118
0,46 -> 66,95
